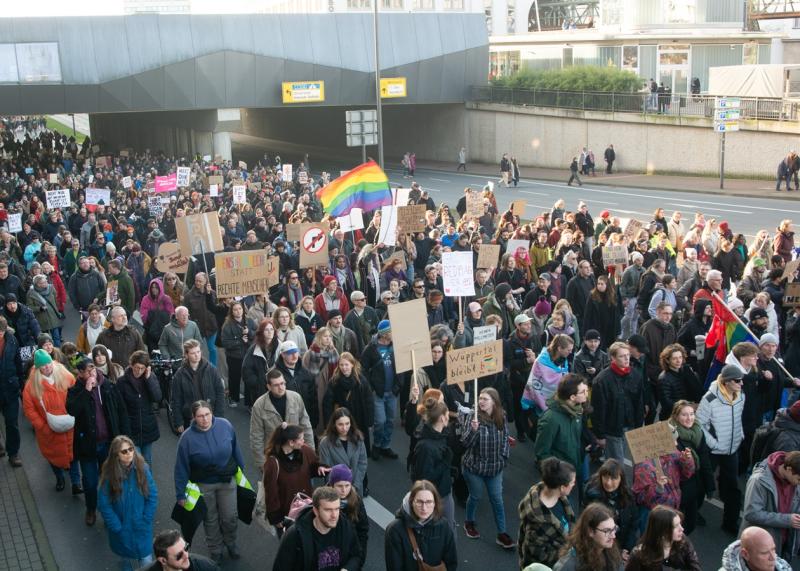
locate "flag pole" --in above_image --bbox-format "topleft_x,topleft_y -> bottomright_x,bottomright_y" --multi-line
711,292 -> 797,381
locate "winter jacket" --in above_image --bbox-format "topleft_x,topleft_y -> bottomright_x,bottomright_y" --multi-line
249,390 -> 314,469
482,292 -> 518,339
170,359 -> 226,428
460,410 -> 510,478
344,305 -> 380,350
220,317 -> 257,361
262,445 -> 322,524
183,287 -> 219,338
96,325 -> 147,369
319,435 -> 369,496
741,453 -> 800,558
736,272 -> 764,308
566,274 -> 595,322
0,331 -> 22,399
313,288 -> 351,322
158,317 -> 207,361
174,416 -> 244,499
412,423 -> 453,498
273,504 -> 362,571
572,345 -> 609,387
2,303 -> 40,348
625,538 -> 701,571
97,463 -> 158,559
632,451 -> 695,510
773,230 -> 794,263
647,285 -> 678,318
518,482 -> 575,569
107,267 -> 136,317
619,264 -> 644,299
720,539 -> 793,571
241,342 -> 277,407
696,381 -> 745,456
294,308 -> 324,347
275,325 -> 308,355
0,274 -> 23,302
590,365 -> 645,439
658,365 -> 703,420
713,249 -> 744,290
66,374 -> 131,460
361,337 -> 401,396
138,278 -> 175,327
116,367 -> 162,446
22,365 -> 76,469
384,494 -> 457,571
533,397 -> 583,471
639,318 -> 677,383
773,408 -> 800,452
583,297 -> 621,350
276,358 -> 320,430
505,330 -> 540,390
583,483 -> 638,552
27,284 -> 61,332
322,373 -> 375,441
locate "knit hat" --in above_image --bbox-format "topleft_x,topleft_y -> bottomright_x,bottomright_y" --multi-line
584,329 -> 601,341
719,221 -> 730,232
494,283 -> 512,300
727,298 -> 744,312
37,333 -> 53,347
278,340 -> 299,355
788,400 -> 800,423
758,333 -> 779,346
468,302 -> 482,314
377,320 -> 391,335
600,210 -> 610,219
323,275 -> 337,287
75,357 -> 94,371
627,334 -> 648,354
752,257 -> 766,268
750,308 -> 769,321
4,293 -> 16,303
533,297 -> 552,318
720,364 -> 744,381
33,349 -> 52,369
327,309 -> 342,321
328,464 -> 353,486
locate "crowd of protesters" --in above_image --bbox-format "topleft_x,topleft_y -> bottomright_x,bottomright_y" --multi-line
0,122 -> 798,571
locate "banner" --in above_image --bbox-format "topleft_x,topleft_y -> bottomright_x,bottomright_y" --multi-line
155,173 -> 177,193
476,244 -> 500,269
388,298 -> 433,374
122,176 -> 132,189
396,204 -> 426,234
215,251 -> 279,299
176,212 -> 224,256
46,189 -> 70,209
176,166 -> 191,187
7,213 -> 22,233
442,251 -> 475,297
86,188 -> 111,206
446,340 -> 503,385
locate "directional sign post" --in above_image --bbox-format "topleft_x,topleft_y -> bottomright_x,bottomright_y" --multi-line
714,97 -> 740,190
346,110 -> 378,165
282,81 -> 325,104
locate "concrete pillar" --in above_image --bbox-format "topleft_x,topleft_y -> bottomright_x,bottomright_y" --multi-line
771,38 -> 783,65
213,131 -> 232,162
492,0 -> 508,35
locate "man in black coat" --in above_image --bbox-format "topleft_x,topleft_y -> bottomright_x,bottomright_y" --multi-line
604,144 -> 615,174
565,260 -> 595,328
0,317 -> 23,466
361,321 -> 401,460
66,357 -> 131,526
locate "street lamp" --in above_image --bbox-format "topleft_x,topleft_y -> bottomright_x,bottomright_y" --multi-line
373,0 -> 385,169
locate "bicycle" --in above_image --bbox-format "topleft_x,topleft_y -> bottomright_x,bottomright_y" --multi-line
149,350 -> 183,435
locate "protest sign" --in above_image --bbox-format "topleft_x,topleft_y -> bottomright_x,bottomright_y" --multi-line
336,209 -> 364,232
208,175 -> 223,187
238,160 -> 247,170
393,188 -> 411,207
202,154 -> 211,162
299,223 -> 329,268
388,298 -> 433,374
176,212 -> 224,256
209,184 -> 219,197
466,192 -> 484,218
154,242 -> 189,274
48,173 -> 58,184
509,199 -> 527,216
396,204 -> 426,233
122,176 -> 132,189
214,251 -> 279,298
446,340 -> 503,385
7,213 -> 22,233
119,149 -> 129,157
95,156 -> 108,168
476,244 -> 501,269
233,185 -> 246,204
24,167 -> 33,175
442,251 -> 475,297
282,164 -> 293,181
298,171 -> 308,184
106,281 -> 120,306
602,245 -> 628,267
86,188 -> 111,206
148,195 -> 163,217
384,250 -> 407,271
155,173 -> 177,193
472,326 -> 496,345
783,282 -> 800,306
623,219 -> 643,241
625,422 -> 677,466
506,239 -> 530,256
91,144 -> 100,154
287,223 -> 302,242
46,189 -> 70,209
781,258 -> 800,281
176,166 -> 191,187
378,205 -> 397,247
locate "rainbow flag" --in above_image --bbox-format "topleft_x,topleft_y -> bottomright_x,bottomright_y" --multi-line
316,161 -> 393,217
704,294 -> 757,387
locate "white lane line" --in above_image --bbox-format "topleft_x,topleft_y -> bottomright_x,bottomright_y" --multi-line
580,198 -> 618,205
430,178 -> 450,183
669,203 -> 751,215
364,496 -> 395,530
518,190 -> 550,197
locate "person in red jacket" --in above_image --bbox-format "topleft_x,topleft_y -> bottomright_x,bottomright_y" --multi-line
314,275 -> 350,323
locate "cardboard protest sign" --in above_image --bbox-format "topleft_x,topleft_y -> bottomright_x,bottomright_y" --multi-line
781,258 -> 800,281
282,164 -> 293,181
48,173 -> 58,184
119,149 -> 129,157
442,251 -> 475,297
446,340 -> 503,385
95,156 -> 108,168
232,185 -> 246,204
86,188 -> 111,206
472,325 -> 496,345
46,189 -> 70,209
298,171 -> 308,184
783,282 -> 800,306
299,223 -> 328,268
202,154 -> 211,162
7,213 -> 22,233
624,422 -> 677,465
287,223 -> 303,242
378,205 -> 397,247
214,251 -> 279,298
506,239 -> 530,256
509,199 -> 527,216
176,167 -> 191,187
148,195 -> 163,217
176,212 -> 224,256
155,173 -> 177,193
466,192 -> 484,218
396,204 -> 426,234
388,298 -> 433,374
476,244 -> 501,269
209,184 -> 219,197
623,219 -> 643,241
208,175 -> 223,187
154,242 -> 189,274
602,245 -> 628,267
384,250 -> 407,271
336,209 -> 364,232
106,281 -> 120,306
122,176 -> 132,189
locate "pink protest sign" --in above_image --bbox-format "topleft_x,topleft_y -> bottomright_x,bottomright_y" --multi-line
154,173 -> 177,193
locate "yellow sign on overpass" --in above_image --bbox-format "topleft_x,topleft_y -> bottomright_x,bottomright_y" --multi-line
380,77 -> 407,99
282,81 -> 325,103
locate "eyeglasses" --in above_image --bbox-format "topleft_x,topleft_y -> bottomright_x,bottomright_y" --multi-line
413,499 -> 435,507
119,447 -> 135,455
595,525 -> 619,536
414,285 -> 425,289
172,542 -> 190,561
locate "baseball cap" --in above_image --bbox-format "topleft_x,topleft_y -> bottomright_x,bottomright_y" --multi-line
278,341 -> 299,355
514,314 -> 532,326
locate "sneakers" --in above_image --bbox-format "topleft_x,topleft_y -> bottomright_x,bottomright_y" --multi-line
496,533 -> 515,549
8,455 -> 22,468
72,484 -> 84,496
464,521 -> 480,539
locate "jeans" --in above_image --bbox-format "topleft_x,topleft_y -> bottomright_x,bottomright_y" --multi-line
118,555 -> 153,571
80,442 -> 110,512
136,443 -> 152,466
50,459 -> 81,485
206,333 -> 218,367
198,479 -> 238,555
48,327 -> 62,347
605,435 -> 627,466
441,493 -> 456,536
567,172 -> 582,186
0,394 -> 20,457
711,452 -> 741,529
621,297 -> 639,341
463,469 -> 507,534
372,393 -> 397,450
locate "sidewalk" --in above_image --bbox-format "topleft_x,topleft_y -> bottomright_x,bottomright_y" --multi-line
415,159 -> 793,200
0,454 -> 57,571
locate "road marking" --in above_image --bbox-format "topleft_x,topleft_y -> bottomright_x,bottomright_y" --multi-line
364,496 -> 395,530
669,203 -> 751,215
430,178 -> 450,182
519,190 -> 550,197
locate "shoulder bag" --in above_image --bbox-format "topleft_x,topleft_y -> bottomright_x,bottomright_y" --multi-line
40,398 -> 75,433
405,527 -> 446,571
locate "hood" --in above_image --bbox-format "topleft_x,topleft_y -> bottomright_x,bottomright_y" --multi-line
692,298 -> 711,320
396,492 -> 434,529
773,408 -> 800,432
724,351 -> 751,375
147,277 -> 165,298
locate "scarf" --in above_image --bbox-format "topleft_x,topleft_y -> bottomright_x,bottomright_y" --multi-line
557,397 -> 583,418
287,283 -> 303,308
673,421 -> 702,467
610,362 -> 630,376
717,381 -> 738,405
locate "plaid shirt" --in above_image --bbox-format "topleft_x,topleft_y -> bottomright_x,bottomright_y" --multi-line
459,411 -> 509,477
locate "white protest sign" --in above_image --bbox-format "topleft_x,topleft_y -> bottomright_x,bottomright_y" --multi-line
378,205 -> 397,247
122,176 -> 132,189
202,154 -> 212,162
442,251 -> 475,297
472,325 -> 496,345
282,164 -> 293,181
86,188 -> 111,206
337,208 -> 364,232
233,185 -> 246,204
298,171 -> 308,184
46,189 -> 70,209
7,213 -> 22,233
393,188 -> 411,206
176,166 -> 191,187
209,184 -> 219,197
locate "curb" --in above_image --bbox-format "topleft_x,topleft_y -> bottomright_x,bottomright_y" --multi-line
14,465 -> 59,571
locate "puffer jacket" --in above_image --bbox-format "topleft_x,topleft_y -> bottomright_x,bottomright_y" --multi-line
0,331 -> 22,399
696,380 -> 745,456
116,367 -> 162,446
2,302 -> 41,347
385,493 -> 457,571
658,365 -> 703,420
720,539 -> 792,571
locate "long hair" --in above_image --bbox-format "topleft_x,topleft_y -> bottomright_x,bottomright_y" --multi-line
273,306 -> 297,330
255,317 -> 278,352
323,407 -> 363,444
264,424 -> 304,458
590,275 -> 617,306
99,435 -> 150,501
331,352 -> 362,384
339,481 -> 362,523
585,459 -> 633,508
30,363 -> 72,400
636,505 -> 684,567
560,503 -> 621,571
409,480 -> 442,521
547,333 -> 574,360
92,344 -> 120,382
478,387 -> 505,431
223,301 -> 245,327
659,343 -> 687,372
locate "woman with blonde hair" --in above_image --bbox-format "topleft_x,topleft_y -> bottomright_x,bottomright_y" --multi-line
273,305 -> 309,354
294,294 -> 324,347
161,271 -> 185,308
303,326 -> 340,430
22,349 -> 81,491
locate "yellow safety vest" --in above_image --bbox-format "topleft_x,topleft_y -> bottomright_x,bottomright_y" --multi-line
235,467 -> 253,491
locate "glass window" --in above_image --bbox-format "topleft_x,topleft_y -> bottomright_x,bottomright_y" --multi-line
563,46 -> 573,67
414,0 -> 434,8
602,0 -> 622,26
743,42 -> 758,65
507,0 -> 515,33
444,0 -> 464,9
0,45 -> 18,83
623,46 -> 638,70
15,43 -> 61,83
658,45 -> 689,66
347,0 -> 372,8
382,0 -> 403,9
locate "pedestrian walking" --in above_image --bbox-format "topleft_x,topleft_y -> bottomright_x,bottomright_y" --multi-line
625,505 -> 701,570
116,351 -> 161,466
457,147 -> 467,172
604,144 -> 615,174
319,407 -> 369,497
567,157 -> 583,187
552,503 -> 624,571
0,316 -> 23,467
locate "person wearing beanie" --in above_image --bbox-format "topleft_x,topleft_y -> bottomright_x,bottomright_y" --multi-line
756,334 -> 800,423
362,319 -> 399,461
748,307 -> 770,339
573,329 -> 610,388
523,271 -> 553,312
454,301 -> 487,349
325,309 -> 359,357
327,462 -> 369,566
483,282 -> 518,339
696,361 -> 746,534
313,274 -> 350,323
0,315 -> 23,466
772,400 -> 800,454
2,290 -> 41,349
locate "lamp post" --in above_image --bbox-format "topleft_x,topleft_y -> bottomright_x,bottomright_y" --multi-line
373,0 -> 385,169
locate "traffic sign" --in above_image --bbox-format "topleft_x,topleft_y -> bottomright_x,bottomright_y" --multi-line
715,109 -> 740,121
302,226 -> 327,254
715,97 -> 741,109
714,121 -> 739,132
380,77 -> 407,99
282,81 -> 325,103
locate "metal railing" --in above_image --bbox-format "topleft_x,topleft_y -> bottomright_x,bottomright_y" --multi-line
469,86 -> 799,121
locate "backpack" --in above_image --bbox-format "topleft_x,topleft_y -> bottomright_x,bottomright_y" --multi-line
750,421 -> 781,465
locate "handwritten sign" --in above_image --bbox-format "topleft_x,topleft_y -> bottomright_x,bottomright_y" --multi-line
209,184 -> 219,197
176,166 -> 191,187
238,160 -> 247,170
388,298 -> 433,374
781,258 -> 800,281
95,156 -> 109,168
466,192 -> 484,218
442,251 -> 475,297
282,164 -> 293,181
208,175 -> 223,187
602,245 -> 628,267
623,219 -> 643,241
122,176 -> 132,189
154,242 -> 189,274
46,189 -> 70,209
472,325 -> 496,345
783,282 -> 800,307
625,422 -> 677,466
86,188 -> 111,206
298,171 -> 308,184
446,340 -> 503,385
215,251 -> 279,298
148,195 -> 163,217
155,173 -> 177,193
48,173 -> 58,184
7,213 -> 22,233
397,204 -> 426,233
232,185 -> 246,204
509,199 -> 527,216
476,244 -> 501,269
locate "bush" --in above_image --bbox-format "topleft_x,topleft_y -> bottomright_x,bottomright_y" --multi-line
491,66 -> 643,93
